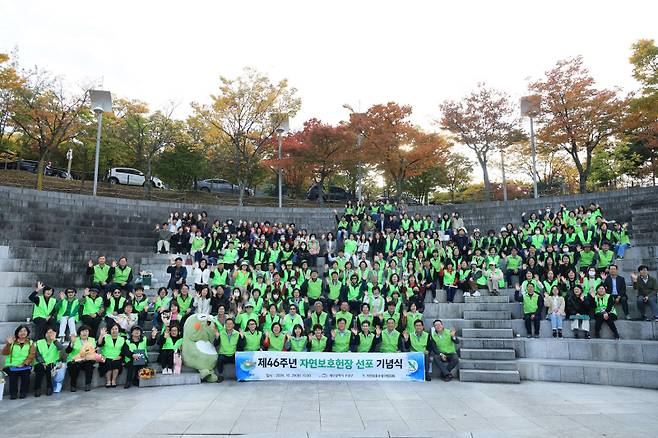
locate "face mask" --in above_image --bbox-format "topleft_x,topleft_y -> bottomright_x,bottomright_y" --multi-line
273,294 -> 279,300
589,271 -> 596,277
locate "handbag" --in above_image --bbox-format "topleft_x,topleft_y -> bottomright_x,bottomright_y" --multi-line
51,363 -> 67,393
173,352 -> 182,375
132,349 -> 147,366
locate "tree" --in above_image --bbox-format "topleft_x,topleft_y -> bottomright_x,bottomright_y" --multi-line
155,128 -> 207,191
142,109 -> 178,197
439,84 -> 519,201
0,52 -> 23,151
10,68 -> 87,190
507,140 -> 579,194
358,102 -> 450,200
108,98 -> 151,170
405,163 -> 444,205
530,56 -> 626,193
192,68 -> 301,205
438,153 -> 473,201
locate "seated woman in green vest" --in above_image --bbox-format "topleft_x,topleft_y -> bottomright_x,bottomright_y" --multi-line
263,322 -> 286,352
1,324 -> 36,399
65,325 -> 97,392
104,288 -> 127,330
33,327 -> 64,397
108,257 -> 134,293
131,286 -> 151,329
152,287 -> 171,330
241,319 -> 264,352
28,281 -> 57,339
349,320 -> 380,353
402,302 -> 423,334
282,303 -> 305,334
55,288 -> 80,342
122,326 -> 158,388
307,324 -> 330,352
285,324 -> 308,352
214,318 -> 243,382
98,323 -> 126,388
158,323 -> 183,375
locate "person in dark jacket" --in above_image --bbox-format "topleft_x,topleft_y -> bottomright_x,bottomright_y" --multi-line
166,257 -> 188,290
565,285 -> 594,339
452,228 -> 469,254
631,265 -> 658,322
514,284 -> 544,338
602,265 -> 629,319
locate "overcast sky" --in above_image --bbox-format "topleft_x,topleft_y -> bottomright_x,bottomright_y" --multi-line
1,0 -> 656,179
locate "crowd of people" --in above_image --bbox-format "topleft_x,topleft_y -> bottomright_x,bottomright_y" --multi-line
3,199 -> 657,400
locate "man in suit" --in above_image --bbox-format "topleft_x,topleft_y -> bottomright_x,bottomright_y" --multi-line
602,264 -> 630,319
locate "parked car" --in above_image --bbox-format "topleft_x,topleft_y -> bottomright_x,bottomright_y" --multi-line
196,178 -> 254,196
3,159 -> 72,179
306,185 -> 354,202
106,167 -> 165,188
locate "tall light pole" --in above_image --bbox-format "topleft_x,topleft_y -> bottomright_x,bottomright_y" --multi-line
500,148 -> 508,202
272,113 -> 289,208
521,95 -> 541,199
356,130 -> 364,201
89,90 -> 112,197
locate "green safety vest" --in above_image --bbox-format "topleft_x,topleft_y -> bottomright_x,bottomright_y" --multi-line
597,250 -> 614,268
132,297 -> 149,312
334,311 -> 353,328
382,311 -> 400,326
289,336 -> 307,352
311,312 -> 328,328
595,293 -> 617,315
154,296 -> 171,310
380,330 -> 400,353
443,270 -> 456,285
224,248 -> 238,263
210,270 -> 229,286
409,331 -> 429,353
283,314 -> 304,333
162,336 -> 183,351
263,314 -> 280,333
235,270 -> 250,286
357,313 -> 374,328
432,330 -> 456,354
32,296 -> 56,319
523,293 -> 539,314
101,335 -> 125,360
356,333 -> 375,352
66,337 -> 96,362
327,282 -> 342,300
218,331 -> 239,356
176,295 -> 193,314
243,331 -> 262,351
236,311 -> 259,331
307,278 -> 323,300
106,296 -> 126,314
347,283 -> 362,301
56,298 -> 79,322
268,333 -> 285,351
113,266 -> 132,283
191,236 -> 205,251
405,312 -> 423,334
332,331 -> 351,352
82,296 -> 103,316
344,239 -> 358,255
310,336 -> 328,352
124,337 -> 147,363
5,341 -> 32,367
579,251 -> 595,266
93,264 -> 110,283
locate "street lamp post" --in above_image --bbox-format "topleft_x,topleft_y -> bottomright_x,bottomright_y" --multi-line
356,131 -> 364,201
89,90 -> 112,197
272,114 -> 289,208
500,148 -> 508,202
520,95 -> 541,199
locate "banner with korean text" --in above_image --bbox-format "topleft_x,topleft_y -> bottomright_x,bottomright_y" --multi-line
235,351 -> 425,381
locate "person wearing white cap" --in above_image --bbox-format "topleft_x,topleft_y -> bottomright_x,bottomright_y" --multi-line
485,261 -> 505,296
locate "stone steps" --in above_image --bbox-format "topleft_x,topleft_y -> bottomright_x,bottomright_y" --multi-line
459,348 -> 516,360
463,311 -> 511,320
460,338 -> 519,350
461,328 -> 514,338
459,369 -> 520,384
459,359 -> 520,371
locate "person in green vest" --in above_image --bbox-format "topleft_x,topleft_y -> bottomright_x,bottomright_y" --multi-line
308,301 -> 330,335
514,284 -> 544,338
80,287 -> 104,338
349,320 -> 380,352
379,318 -> 404,352
612,222 -> 631,259
593,285 -> 620,339
282,303 -> 305,334
98,323 -> 126,388
484,261 -> 506,296
577,243 -> 597,273
242,319 -> 264,352
55,288 -> 80,341
330,318 -> 353,352
302,270 -> 324,303
108,256 -> 134,292
213,318 -> 243,382
130,286 -> 151,329
28,281 -> 57,339
122,325 -> 157,389
33,327 -> 64,397
86,255 -> 110,292
503,247 -> 523,287
325,271 -> 344,308
403,319 -> 432,381
233,261 -> 252,290
430,319 -> 459,382
235,301 -> 260,331
596,241 -> 615,273
402,302 -> 423,334
191,230 -> 206,263
103,288 -> 127,329
307,324 -> 330,352
263,322 -> 287,352
332,301 -> 354,329
285,324 -> 308,352
346,273 -> 365,314
209,260 -> 230,289
157,323 -> 183,375
1,324 -> 36,399
65,325 -> 96,392
443,262 -> 458,303
174,285 -> 194,324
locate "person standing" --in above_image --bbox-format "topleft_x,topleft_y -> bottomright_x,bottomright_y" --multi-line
214,318 -> 243,382
515,284 -> 544,338
379,318 -> 404,353
431,319 -> 459,382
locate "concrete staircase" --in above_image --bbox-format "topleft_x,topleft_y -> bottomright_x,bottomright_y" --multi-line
457,295 -> 520,383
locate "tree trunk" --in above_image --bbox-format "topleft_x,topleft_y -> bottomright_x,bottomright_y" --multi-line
144,155 -> 152,199
317,175 -> 325,206
480,159 -> 492,201
36,154 -> 46,191
578,171 -> 588,194
395,176 -> 403,201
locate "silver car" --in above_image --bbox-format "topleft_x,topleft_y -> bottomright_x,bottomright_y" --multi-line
197,178 -> 254,196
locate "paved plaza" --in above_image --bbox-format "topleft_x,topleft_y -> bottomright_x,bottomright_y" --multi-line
0,380 -> 656,438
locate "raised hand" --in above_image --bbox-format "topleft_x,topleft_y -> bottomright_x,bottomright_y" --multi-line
450,328 -> 457,337
87,260 -> 93,268
6,335 -> 15,344
111,260 -> 117,268
99,327 -> 107,338
331,329 -> 336,339
83,288 -> 90,297
351,328 -> 358,336
630,272 -> 638,282
36,281 -> 44,291
375,326 -> 382,336
58,290 -> 65,300
402,330 -> 409,341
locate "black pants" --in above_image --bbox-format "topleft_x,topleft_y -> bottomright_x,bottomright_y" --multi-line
81,315 -> 102,338
523,313 -> 541,335
433,353 -> 459,377
68,361 -> 94,387
4,367 -> 30,398
33,317 -> 55,339
159,350 -> 174,369
216,354 -> 235,374
124,363 -> 143,386
34,363 -> 54,392
594,313 -> 619,337
612,295 -> 629,316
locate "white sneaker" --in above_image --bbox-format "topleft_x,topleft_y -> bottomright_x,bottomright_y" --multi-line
463,292 -> 471,297
433,299 -> 439,304
473,291 -> 481,297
